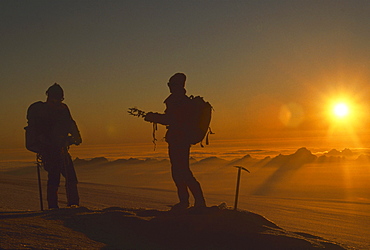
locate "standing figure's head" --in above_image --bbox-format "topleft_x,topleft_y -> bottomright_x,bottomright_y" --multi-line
46,83 -> 64,102
168,73 -> 186,94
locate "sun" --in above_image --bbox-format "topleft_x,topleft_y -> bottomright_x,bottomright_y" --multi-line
333,103 -> 349,118
326,98 -> 355,124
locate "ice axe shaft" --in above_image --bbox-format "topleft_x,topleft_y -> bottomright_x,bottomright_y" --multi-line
233,166 -> 250,210
36,155 -> 44,211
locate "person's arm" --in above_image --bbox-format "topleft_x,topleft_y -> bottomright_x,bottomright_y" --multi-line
144,94 -> 174,125
69,120 -> 82,145
64,104 -> 82,145
144,112 -> 169,125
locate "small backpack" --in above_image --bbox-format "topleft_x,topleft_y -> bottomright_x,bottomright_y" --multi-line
187,95 -> 214,146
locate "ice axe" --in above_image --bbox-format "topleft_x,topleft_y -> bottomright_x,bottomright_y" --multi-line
233,166 -> 250,210
36,154 -> 44,211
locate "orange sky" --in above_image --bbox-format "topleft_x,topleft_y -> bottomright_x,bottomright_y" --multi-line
1,1 -> 370,150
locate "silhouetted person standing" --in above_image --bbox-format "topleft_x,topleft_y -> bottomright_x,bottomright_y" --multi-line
145,73 -> 206,209
27,83 -> 82,209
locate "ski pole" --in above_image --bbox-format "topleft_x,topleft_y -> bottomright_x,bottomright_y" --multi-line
233,166 -> 250,210
36,154 -> 44,211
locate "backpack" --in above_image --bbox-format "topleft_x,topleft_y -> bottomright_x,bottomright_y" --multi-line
25,101 -> 82,153
25,101 -> 46,153
187,95 -> 214,146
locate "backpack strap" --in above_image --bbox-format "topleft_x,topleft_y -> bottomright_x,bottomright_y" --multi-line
200,127 -> 214,147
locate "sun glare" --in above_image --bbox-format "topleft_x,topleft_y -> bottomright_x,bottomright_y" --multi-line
325,94 -> 364,131
333,103 -> 349,118
319,80 -> 367,147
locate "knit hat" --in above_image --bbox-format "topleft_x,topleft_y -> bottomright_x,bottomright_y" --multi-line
168,73 -> 186,88
46,83 -> 64,100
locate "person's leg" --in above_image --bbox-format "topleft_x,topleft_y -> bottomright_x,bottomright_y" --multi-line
169,144 -> 190,206
61,150 -> 79,206
185,173 -> 206,207
169,143 -> 206,207
47,173 -> 60,209
44,151 -> 61,209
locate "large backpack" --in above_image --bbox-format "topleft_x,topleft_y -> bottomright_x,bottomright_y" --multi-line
25,102 -> 82,153
187,95 -> 213,146
25,101 -> 46,153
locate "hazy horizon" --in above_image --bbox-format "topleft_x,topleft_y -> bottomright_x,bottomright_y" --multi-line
3,137 -> 370,167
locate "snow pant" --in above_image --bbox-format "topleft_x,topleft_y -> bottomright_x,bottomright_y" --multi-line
42,147 -> 79,209
168,143 -> 206,206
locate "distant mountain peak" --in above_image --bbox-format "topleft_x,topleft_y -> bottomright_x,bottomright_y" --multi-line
241,154 -> 252,159
294,147 -> 314,156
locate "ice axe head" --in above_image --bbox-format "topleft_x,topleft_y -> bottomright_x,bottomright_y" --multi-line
234,166 -> 250,173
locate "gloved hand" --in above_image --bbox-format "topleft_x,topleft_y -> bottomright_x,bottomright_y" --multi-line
144,112 -> 156,123
73,135 -> 82,145
68,135 -> 82,146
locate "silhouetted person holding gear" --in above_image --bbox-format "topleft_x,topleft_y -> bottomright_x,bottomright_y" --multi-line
27,83 -> 82,209
145,73 -> 206,210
